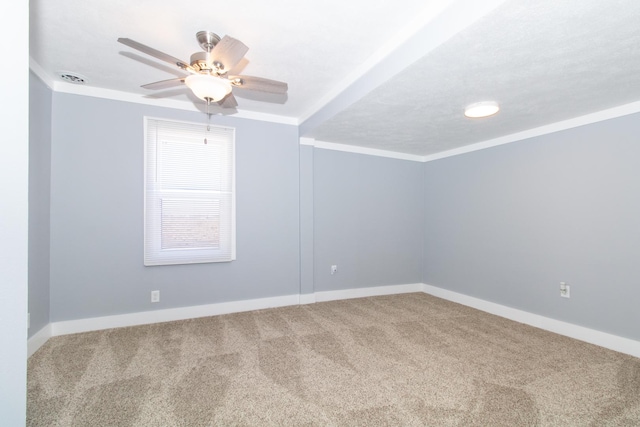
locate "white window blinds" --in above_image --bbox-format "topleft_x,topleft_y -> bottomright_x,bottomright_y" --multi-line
144,117 -> 235,266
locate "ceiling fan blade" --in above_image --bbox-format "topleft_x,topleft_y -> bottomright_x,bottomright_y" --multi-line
229,75 -> 288,94
118,38 -> 194,72
141,78 -> 185,90
219,92 -> 238,109
209,36 -> 249,73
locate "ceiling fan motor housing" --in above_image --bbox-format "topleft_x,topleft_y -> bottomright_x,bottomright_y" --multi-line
190,52 -> 211,72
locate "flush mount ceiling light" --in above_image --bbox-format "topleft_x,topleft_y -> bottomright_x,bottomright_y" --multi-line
184,74 -> 232,102
464,101 -> 500,118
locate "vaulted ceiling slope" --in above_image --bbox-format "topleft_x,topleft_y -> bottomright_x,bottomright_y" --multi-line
30,0 -> 640,157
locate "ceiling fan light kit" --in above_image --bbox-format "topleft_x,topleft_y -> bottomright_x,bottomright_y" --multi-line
185,74 -> 231,102
464,101 -> 500,118
117,31 -> 288,110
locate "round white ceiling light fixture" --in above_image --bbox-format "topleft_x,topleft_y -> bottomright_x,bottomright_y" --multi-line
464,101 -> 500,118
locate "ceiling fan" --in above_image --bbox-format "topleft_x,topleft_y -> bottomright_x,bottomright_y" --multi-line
118,31 -> 288,109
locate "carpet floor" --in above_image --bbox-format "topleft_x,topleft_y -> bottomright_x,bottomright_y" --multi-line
27,293 -> 640,426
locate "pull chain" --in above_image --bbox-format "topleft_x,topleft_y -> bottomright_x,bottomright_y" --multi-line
204,98 -> 211,144
204,45 -> 212,145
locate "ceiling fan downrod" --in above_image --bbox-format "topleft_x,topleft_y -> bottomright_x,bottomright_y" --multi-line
196,31 -> 221,52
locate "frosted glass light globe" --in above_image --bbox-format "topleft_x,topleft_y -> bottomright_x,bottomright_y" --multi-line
185,74 -> 232,102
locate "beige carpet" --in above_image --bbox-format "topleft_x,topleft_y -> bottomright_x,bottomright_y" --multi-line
28,293 -> 640,426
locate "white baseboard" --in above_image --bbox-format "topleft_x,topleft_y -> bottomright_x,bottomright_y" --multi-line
50,283 -> 421,338
51,294 -> 300,337
28,283 -> 640,361
299,294 -> 317,305
421,284 -> 640,359
27,284 -> 421,356
28,323 -> 52,358
314,283 -> 423,303
26,284 -> 417,356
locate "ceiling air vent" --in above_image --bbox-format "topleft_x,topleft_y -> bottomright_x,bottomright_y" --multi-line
57,71 -> 87,84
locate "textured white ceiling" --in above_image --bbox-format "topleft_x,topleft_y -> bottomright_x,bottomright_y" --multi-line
306,0 -> 640,156
30,0 -> 640,156
30,0 -> 436,118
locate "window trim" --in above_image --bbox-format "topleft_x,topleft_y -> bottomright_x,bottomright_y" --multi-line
143,116 -> 236,266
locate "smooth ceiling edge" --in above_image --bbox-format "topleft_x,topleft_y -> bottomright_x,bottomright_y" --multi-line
301,100 -> 640,163
28,57 -> 298,126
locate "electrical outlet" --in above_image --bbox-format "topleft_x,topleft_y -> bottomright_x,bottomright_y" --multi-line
560,282 -> 570,298
331,265 -> 338,275
151,290 -> 160,303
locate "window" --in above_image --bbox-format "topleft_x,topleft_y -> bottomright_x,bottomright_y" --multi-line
144,117 -> 235,266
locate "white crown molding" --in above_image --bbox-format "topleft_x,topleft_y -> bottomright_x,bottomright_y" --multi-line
299,137 -> 316,147
301,100 -> 640,163
29,57 -> 56,89
302,138 -> 426,162
32,56 -> 640,161
422,284 -> 640,359
53,81 -> 299,125
422,100 -> 640,162
28,57 -> 298,126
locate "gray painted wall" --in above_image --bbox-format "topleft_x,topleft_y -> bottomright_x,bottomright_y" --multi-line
49,93 -> 300,321
423,112 -> 640,341
29,72 -> 52,337
313,149 -> 424,291
36,81 -> 640,346
299,144 -> 315,296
